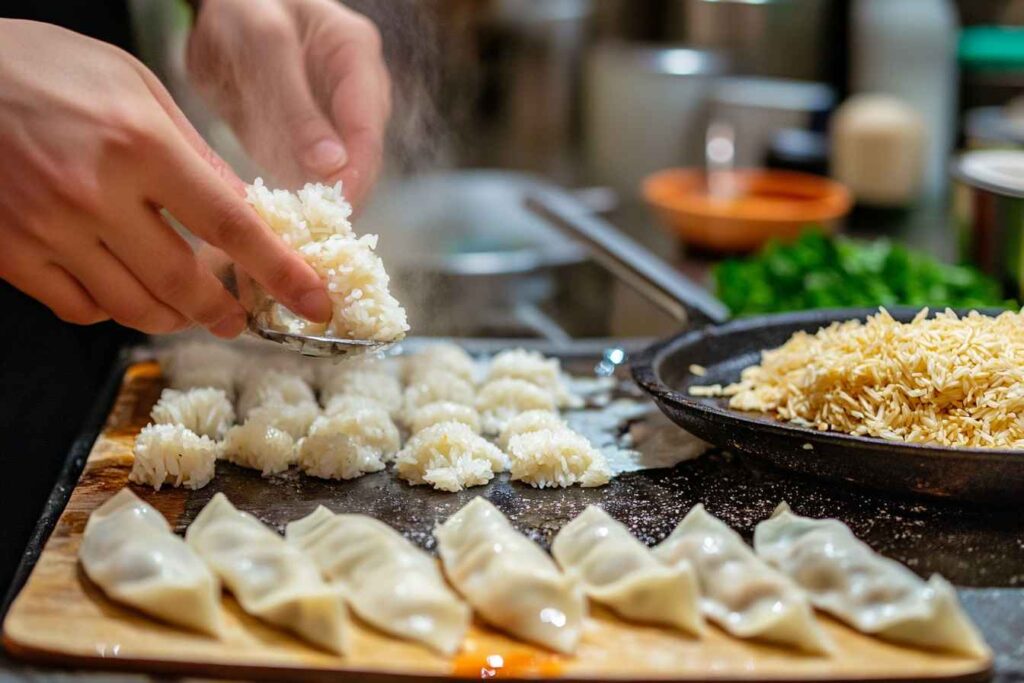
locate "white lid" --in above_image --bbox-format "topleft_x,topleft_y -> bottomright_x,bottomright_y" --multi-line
953,149 -> 1024,197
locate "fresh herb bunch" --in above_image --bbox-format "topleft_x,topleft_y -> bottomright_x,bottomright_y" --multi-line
714,231 -> 1016,316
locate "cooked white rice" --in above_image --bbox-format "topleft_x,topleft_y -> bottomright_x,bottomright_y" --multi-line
394,422 -> 507,492
246,178 -> 353,248
403,370 -> 476,420
475,378 -> 557,434
320,369 -> 403,417
692,308 -> 1024,449
404,344 -> 477,385
246,179 -> 408,342
158,341 -> 239,397
315,356 -> 400,392
297,413 -> 390,480
245,400 -> 320,440
239,352 -> 317,386
409,401 -> 482,435
497,409 -> 566,450
322,392 -> 389,417
236,370 -> 316,419
130,423 -> 218,491
150,388 -> 235,440
220,418 -> 297,476
507,428 -> 611,488
486,348 -> 579,407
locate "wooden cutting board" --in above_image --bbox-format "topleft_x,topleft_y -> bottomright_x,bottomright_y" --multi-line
2,362 -> 992,681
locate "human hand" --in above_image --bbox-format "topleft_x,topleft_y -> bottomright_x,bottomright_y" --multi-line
187,0 -> 391,208
0,20 -> 331,337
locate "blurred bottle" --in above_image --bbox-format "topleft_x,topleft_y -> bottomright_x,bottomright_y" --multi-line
850,0 -> 959,198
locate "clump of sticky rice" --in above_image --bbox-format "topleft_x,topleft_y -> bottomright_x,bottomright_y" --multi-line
410,402 -> 482,435
150,388 -> 235,440
236,370 -> 316,420
322,393 -> 387,418
403,370 -> 476,422
497,409 -> 566,450
245,401 -> 319,440
299,234 -> 409,342
692,308 -> 1024,450
404,344 -> 478,385
394,422 -> 508,492
245,178 -> 353,248
240,352 -> 317,386
315,355 -> 400,393
507,428 -> 611,488
220,417 -> 296,476
297,413 -> 391,480
320,369 -> 403,417
130,423 -> 218,491
158,341 -> 240,397
476,378 -> 557,434
486,348 -> 581,408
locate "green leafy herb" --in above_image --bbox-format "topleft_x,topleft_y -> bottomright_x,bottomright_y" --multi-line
714,231 -> 1016,316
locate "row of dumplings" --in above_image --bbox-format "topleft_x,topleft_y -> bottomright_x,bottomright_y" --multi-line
81,490 -> 989,660
134,341 -> 610,492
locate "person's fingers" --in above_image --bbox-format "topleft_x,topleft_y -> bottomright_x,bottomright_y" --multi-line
103,205 -> 248,338
143,135 -> 331,323
57,240 -> 189,335
0,238 -> 108,325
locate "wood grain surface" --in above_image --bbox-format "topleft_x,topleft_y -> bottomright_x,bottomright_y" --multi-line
2,362 -> 992,681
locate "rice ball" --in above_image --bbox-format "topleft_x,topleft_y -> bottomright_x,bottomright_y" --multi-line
320,369 -> 403,417
497,409 -> 566,450
297,413 -> 395,480
237,370 -> 316,419
150,388 -> 235,440
403,370 -> 476,420
507,428 -> 611,489
395,422 -> 508,492
158,341 -> 240,397
220,418 -> 297,476
245,400 -> 320,440
130,423 -> 218,491
409,402 -> 482,435
239,352 -> 317,386
405,344 -> 477,384
475,378 -> 557,434
487,348 -> 580,408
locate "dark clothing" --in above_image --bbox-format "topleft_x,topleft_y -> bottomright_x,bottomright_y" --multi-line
0,0 -> 139,597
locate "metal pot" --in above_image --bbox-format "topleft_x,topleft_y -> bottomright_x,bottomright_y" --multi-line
951,149 -> 1024,300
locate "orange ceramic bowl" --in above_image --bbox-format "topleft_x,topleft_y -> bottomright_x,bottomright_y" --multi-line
642,169 -> 853,252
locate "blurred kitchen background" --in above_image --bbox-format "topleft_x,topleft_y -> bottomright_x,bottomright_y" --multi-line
133,0 -> 1024,342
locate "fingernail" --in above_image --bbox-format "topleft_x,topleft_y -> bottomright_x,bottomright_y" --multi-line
305,139 -> 347,176
297,288 -> 332,323
210,313 -> 246,339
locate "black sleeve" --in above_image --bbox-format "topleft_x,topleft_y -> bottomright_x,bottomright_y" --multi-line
1,0 -> 136,54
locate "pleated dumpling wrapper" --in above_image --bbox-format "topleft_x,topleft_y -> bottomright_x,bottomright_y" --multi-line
653,504 -> 832,654
286,506 -> 471,655
552,505 -> 703,635
434,497 -> 587,653
79,489 -> 222,636
754,503 -> 990,659
185,493 -> 348,654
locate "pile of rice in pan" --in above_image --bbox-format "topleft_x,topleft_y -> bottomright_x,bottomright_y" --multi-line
692,308 -> 1024,449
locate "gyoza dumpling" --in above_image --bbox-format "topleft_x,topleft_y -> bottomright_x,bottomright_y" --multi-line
79,489 -> 222,635
654,504 -> 831,654
487,349 -> 580,408
130,423 -> 218,491
297,412 -> 392,480
755,503 -> 989,658
435,497 -> 586,653
151,387 -> 235,440
497,409 -> 565,450
552,506 -> 702,634
507,428 -> 611,489
394,422 -> 506,492
186,494 -> 348,654
405,343 -> 477,385
409,401 -> 482,435
475,378 -> 556,434
220,418 -> 297,476
236,370 -> 316,420
403,370 -> 475,420
286,506 -> 470,655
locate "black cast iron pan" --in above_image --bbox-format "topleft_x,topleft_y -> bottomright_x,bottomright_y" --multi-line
527,190 -> 1024,505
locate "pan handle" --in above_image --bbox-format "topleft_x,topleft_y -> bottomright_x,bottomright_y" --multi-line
525,189 -> 730,326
